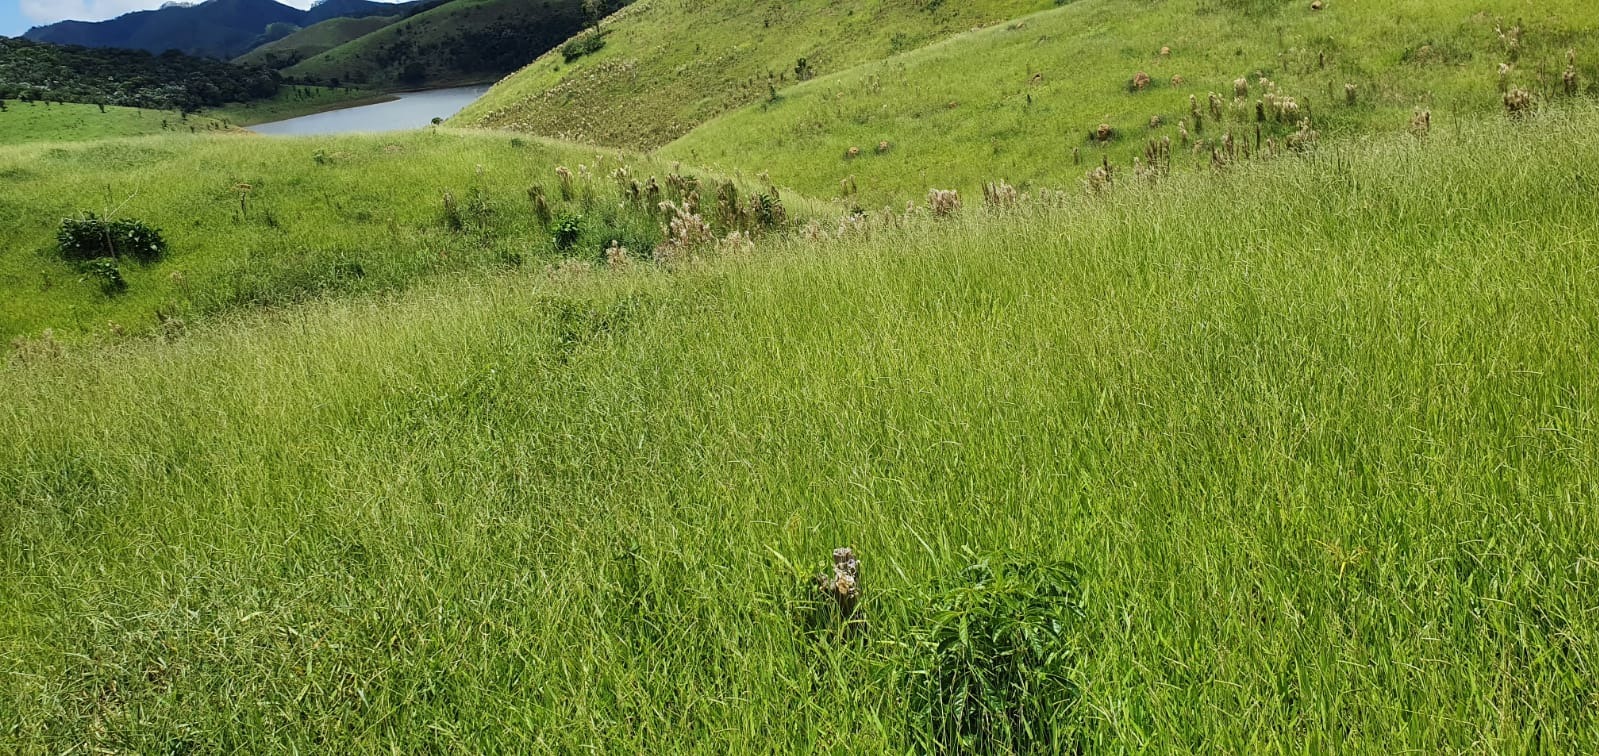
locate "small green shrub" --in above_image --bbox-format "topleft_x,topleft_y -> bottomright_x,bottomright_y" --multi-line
56,214 -> 167,263
83,258 -> 126,295
749,192 -> 786,229
561,32 -> 606,63
907,553 -> 1085,754
552,212 -> 583,251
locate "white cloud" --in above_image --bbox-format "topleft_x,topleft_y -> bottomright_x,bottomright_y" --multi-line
20,0 -> 402,25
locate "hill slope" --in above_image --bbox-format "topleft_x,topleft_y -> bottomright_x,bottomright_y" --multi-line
0,130 -> 817,343
235,15 -> 404,70
283,0 -> 594,89
451,0 -> 1060,149
0,37 -> 280,111
22,0 -> 412,59
657,0 -> 1599,204
0,102 -> 237,145
5,109 -> 1599,750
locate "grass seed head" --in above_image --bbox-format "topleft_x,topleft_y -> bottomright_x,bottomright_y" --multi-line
983,180 -> 1019,209
1504,87 -> 1534,117
1410,108 -> 1432,137
927,188 -> 962,217
605,239 -> 631,268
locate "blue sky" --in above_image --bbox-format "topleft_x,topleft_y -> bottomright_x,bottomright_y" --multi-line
2,1 -> 408,38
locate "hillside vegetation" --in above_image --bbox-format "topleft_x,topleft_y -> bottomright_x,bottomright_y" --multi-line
0,130 -> 814,344
283,0 -> 596,90
0,102 -> 238,146
235,15 -> 404,70
659,0 -> 1599,203
5,108 -> 1599,750
0,37 -> 280,112
452,0 -> 1060,149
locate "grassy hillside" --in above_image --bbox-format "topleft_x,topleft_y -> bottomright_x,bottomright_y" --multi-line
283,0 -> 592,90
0,102 -> 237,146
452,0 -> 1060,150
236,15 -> 403,70
0,130 -> 814,345
658,0 -> 1599,204
4,108 -> 1599,750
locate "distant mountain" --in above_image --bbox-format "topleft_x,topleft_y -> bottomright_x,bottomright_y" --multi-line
235,14 -> 403,70
283,0 -> 593,90
22,0 -> 418,60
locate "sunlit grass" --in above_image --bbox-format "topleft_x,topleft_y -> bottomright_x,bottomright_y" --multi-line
663,0 -> 1599,204
4,108 -> 1597,751
0,129 -> 824,344
0,101 -> 234,146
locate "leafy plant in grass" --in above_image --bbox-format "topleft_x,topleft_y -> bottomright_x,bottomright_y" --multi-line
906,553 -> 1085,754
57,213 -> 167,263
80,258 -> 127,295
552,212 -> 583,251
562,32 -> 606,63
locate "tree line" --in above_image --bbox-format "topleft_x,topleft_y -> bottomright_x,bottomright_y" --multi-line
0,37 -> 280,112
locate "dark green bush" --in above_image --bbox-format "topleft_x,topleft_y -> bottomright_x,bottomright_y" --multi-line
83,258 -> 127,295
56,213 -> 167,263
561,32 -> 606,63
552,212 -> 583,251
907,553 -> 1085,754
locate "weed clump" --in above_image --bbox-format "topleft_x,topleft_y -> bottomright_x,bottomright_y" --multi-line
551,212 -> 583,250
561,31 -> 606,63
926,188 -> 961,218
1504,87 -> 1534,117
604,239 -> 630,268
555,166 -> 575,200
983,180 -> 1019,209
905,554 -> 1085,754
1410,109 -> 1432,137
1287,118 -> 1320,150
57,214 -> 167,263
656,201 -> 714,262
83,258 -> 125,294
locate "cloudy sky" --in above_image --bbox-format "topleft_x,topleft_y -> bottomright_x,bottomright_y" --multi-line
2,1 -> 407,38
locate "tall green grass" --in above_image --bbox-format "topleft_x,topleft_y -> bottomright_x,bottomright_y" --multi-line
664,0 -> 1599,204
453,0 -> 1060,149
4,109 -> 1599,750
0,129 -> 819,344
0,102 -> 234,146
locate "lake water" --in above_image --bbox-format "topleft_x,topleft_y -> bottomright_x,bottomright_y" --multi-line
249,86 -> 490,136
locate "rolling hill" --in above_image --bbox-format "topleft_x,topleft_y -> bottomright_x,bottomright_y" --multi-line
458,0 -> 1599,206
22,0 -> 416,59
451,0 -> 1060,150
659,0 -> 1599,204
281,0 -> 598,89
235,14 -> 405,70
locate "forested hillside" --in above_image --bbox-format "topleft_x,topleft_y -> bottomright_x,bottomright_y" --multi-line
0,37 -> 279,111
